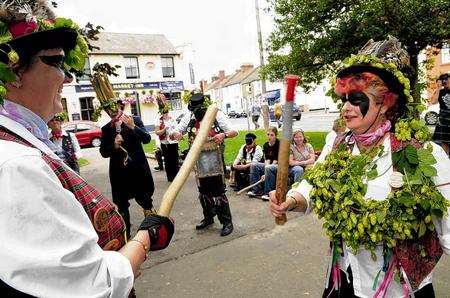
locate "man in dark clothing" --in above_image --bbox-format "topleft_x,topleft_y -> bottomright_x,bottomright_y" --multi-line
100,100 -> 155,238
170,92 -> 238,236
248,126 -> 280,198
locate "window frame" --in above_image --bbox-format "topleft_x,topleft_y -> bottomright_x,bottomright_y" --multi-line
79,97 -> 95,121
124,56 -> 140,79
441,44 -> 450,64
161,56 -> 175,78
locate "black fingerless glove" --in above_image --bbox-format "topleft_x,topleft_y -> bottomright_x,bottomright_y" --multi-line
139,215 -> 174,251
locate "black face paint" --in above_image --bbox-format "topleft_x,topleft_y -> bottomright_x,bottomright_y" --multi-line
193,107 -> 206,120
245,138 -> 254,145
341,92 -> 370,117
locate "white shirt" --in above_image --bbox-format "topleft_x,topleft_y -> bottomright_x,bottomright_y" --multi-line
155,115 -> 178,144
234,144 -> 263,164
49,130 -> 83,159
175,110 -> 233,134
0,115 -> 133,298
288,133 -> 450,298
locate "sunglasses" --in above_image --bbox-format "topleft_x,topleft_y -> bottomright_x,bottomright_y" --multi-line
38,55 -> 65,70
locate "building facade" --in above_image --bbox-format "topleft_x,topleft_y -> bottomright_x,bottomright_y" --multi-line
61,32 -> 195,130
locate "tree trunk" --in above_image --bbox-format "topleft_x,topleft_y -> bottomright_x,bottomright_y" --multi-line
408,52 -> 420,101
261,103 -> 270,130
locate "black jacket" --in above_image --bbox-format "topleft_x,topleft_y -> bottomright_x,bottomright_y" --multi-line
100,116 -> 154,201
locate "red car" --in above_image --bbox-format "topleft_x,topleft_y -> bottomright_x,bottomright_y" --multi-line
62,121 -> 102,147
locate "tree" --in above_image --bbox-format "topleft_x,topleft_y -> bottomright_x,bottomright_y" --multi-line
262,0 -> 450,97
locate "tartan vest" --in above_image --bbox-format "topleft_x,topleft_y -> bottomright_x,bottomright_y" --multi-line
0,128 -> 126,251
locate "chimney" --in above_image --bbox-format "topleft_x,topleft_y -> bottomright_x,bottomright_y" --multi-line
211,76 -> 219,82
199,80 -> 208,92
218,70 -> 225,80
241,63 -> 253,71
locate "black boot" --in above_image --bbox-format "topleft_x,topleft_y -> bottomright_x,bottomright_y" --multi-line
196,218 -> 214,230
119,208 -> 131,240
220,222 -> 234,236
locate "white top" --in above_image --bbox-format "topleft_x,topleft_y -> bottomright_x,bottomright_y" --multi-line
288,133 -> 450,298
175,110 -> 233,134
234,144 -> 264,164
0,115 -> 134,298
49,130 -> 83,159
155,115 -> 178,144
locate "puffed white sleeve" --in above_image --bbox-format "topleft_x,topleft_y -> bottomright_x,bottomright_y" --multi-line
429,142 -> 450,254
286,133 -> 335,215
0,155 -> 133,298
216,111 -> 233,133
69,132 -> 83,159
175,113 -> 191,135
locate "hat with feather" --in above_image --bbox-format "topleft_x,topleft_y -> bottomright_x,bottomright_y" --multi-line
0,0 -> 88,103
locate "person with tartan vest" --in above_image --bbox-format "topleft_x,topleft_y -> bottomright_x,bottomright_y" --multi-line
231,132 -> 263,191
0,2 -> 173,296
48,113 -> 82,174
171,91 -> 238,236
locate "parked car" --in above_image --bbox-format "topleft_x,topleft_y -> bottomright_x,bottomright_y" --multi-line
421,104 -> 439,125
269,103 -> 302,121
62,120 -> 102,147
228,110 -> 237,118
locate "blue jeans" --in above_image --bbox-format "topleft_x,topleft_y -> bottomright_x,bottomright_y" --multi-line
264,164 -> 304,195
250,162 -> 265,194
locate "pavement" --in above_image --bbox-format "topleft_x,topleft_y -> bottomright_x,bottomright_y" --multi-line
81,146 -> 450,298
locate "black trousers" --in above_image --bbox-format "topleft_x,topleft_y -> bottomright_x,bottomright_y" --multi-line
198,175 -> 232,225
161,142 -> 179,182
322,268 -> 435,298
155,147 -> 164,169
231,165 -> 250,190
114,192 -> 153,239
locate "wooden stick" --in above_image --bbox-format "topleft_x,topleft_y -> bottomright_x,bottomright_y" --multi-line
236,177 -> 265,195
158,105 -> 219,217
275,75 -> 300,225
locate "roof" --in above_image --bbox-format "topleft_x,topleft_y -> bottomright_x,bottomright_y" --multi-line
223,66 -> 255,87
241,66 -> 261,84
90,32 -> 178,55
205,77 -> 225,92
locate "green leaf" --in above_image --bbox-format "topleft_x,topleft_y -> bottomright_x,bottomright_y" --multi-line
407,171 -> 422,185
0,63 -> 17,83
405,145 -> 419,164
417,148 -> 436,165
366,169 -> 378,180
419,164 -> 437,178
418,222 -> 426,237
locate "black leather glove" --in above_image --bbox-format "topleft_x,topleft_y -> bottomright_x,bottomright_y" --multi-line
139,215 -> 174,251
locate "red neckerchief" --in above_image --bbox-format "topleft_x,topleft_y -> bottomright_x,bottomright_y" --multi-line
52,129 -> 62,140
110,111 -> 123,128
245,144 -> 255,153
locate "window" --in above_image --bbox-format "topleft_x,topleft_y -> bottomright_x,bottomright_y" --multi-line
442,44 -> 450,64
61,98 -> 68,114
79,97 -> 95,121
163,92 -> 182,110
124,56 -> 140,79
77,123 -> 94,132
161,56 -> 175,78
78,58 -> 91,81
63,125 -> 76,133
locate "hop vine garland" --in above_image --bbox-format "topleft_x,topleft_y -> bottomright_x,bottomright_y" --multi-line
304,138 -> 449,259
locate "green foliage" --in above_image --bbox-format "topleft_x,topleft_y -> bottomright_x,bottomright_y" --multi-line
143,130 -> 327,165
263,0 -> 450,94
305,137 -> 449,255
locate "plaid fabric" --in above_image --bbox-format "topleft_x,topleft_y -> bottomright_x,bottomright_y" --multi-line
0,129 -> 126,250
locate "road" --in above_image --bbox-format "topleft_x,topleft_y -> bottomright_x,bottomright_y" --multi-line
228,110 -> 339,132
81,147 -> 449,297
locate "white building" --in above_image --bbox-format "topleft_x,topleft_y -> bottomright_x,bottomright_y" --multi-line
61,32 -> 194,130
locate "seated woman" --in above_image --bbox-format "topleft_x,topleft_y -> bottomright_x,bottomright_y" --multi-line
248,126 -> 280,197
231,133 -> 263,190
262,129 -> 315,200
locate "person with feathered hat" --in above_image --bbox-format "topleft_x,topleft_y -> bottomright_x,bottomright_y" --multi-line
0,1 -> 173,296
270,36 -> 450,297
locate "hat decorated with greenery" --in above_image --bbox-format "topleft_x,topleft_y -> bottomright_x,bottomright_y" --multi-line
156,93 -> 170,114
186,90 -> 212,111
51,111 -> 68,122
0,0 -> 89,105
330,35 -> 430,143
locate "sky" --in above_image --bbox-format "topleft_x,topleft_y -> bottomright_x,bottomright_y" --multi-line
56,0 -> 275,83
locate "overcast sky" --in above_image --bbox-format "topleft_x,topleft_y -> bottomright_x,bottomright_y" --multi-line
56,0 -> 274,82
